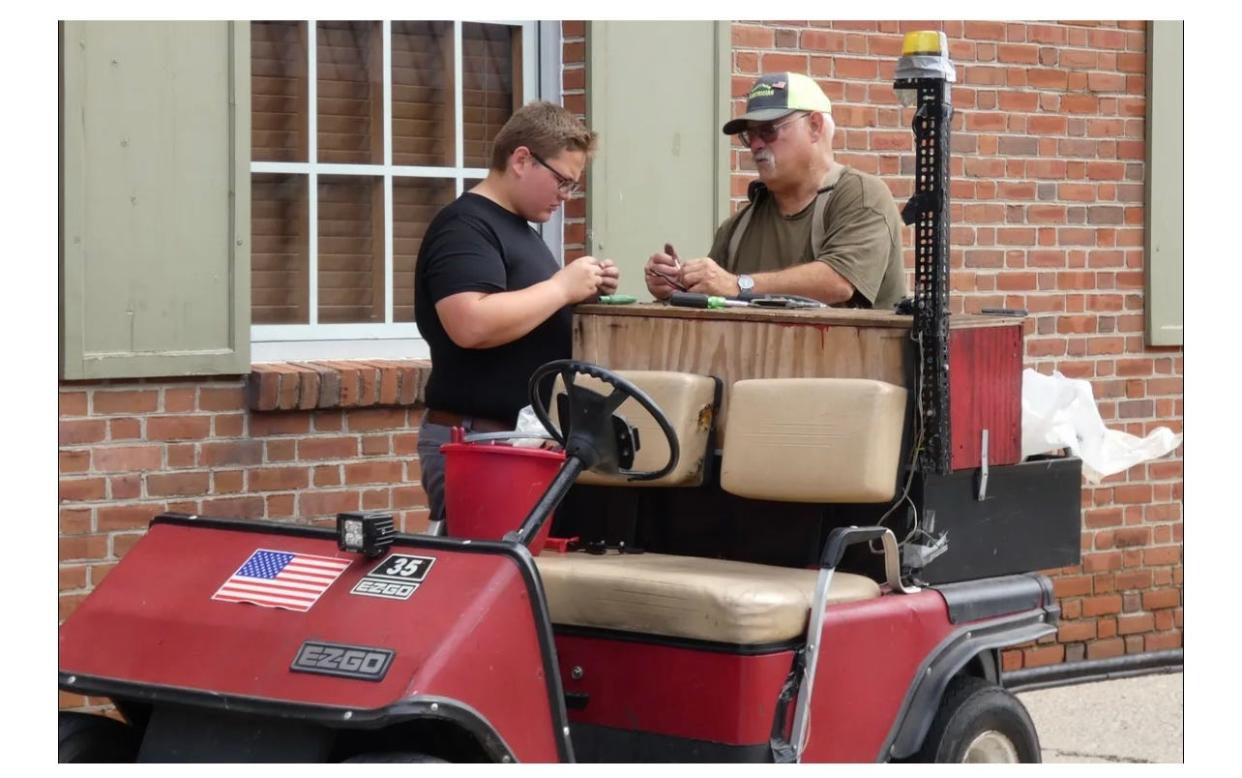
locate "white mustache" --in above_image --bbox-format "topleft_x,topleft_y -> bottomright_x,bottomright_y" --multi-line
753,151 -> 774,165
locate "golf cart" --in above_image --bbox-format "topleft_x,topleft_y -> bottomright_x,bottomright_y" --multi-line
59,356 -> 1072,763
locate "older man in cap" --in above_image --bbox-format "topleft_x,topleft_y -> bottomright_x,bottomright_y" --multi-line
644,72 -> 907,309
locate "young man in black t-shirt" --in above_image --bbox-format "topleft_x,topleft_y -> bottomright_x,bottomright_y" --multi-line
414,102 -> 618,533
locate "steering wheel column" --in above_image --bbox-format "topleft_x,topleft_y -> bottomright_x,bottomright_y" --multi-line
504,360 -> 680,551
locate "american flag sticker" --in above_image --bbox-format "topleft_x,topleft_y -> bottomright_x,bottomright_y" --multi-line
212,549 -> 352,612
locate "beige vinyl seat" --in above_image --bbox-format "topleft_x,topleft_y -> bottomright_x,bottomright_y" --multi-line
535,376 -> 908,645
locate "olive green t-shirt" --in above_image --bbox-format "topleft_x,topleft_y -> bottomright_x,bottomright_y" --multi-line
707,165 -> 907,309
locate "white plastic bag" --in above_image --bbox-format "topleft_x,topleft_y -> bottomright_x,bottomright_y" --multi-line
511,404 -> 556,448
1021,368 -> 1182,484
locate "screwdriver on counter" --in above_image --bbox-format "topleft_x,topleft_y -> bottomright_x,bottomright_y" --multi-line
668,291 -> 751,309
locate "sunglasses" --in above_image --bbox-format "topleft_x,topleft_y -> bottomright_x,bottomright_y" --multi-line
737,112 -> 810,147
530,151 -> 581,196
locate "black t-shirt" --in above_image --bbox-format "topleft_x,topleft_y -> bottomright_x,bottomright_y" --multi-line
415,192 -> 570,424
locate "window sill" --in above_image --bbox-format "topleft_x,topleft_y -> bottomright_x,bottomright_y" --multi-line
248,360 -> 432,412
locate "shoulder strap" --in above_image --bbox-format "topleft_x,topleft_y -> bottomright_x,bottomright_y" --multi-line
726,180 -> 770,267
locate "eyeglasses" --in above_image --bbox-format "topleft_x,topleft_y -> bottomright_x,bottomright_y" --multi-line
530,151 -> 581,195
737,112 -> 810,147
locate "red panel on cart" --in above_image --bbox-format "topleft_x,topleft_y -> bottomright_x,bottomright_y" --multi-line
949,323 -> 1023,471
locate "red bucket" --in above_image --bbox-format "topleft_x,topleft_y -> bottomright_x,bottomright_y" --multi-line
441,436 -> 566,554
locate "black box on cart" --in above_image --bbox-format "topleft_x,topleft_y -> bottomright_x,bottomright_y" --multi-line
907,456 -> 1083,585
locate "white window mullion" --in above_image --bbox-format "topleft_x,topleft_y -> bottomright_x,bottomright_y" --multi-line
307,20 -> 320,326
383,21 -> 394,324
454,21 -> 464,171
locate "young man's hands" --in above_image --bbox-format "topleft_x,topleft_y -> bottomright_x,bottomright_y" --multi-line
554,256 -> 620,304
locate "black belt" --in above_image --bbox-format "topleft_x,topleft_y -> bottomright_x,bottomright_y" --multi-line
423,408 -> 511,433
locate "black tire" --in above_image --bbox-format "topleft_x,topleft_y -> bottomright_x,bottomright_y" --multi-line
915,675 -> 1041,763
343,752 -> 447,763
58,712 -> 140,763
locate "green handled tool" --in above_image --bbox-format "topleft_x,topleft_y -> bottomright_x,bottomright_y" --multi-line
598,294 -> 638,305
668,292 -> 751,309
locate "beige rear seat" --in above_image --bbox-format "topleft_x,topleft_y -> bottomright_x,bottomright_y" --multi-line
536,377 -> 906,645
535,551 -> 879,644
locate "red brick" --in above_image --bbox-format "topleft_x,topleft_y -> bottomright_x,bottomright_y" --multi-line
1117,613 -> 1154,636
60,391 -> 88,416
314,465 -> 342,487
213,470 -> 244,494
732,25 -> 774,49
1022,644 -> 1064,668
760,53 -> 810,74
110,417 -> 142,440
60,565 -> 88,591
250,412 -> 312,437
1145,632 -> 1182,652
60,449 -> 91,474
249,467 -> 310,492
111,474 -> 142,500
299,490 -> 361,518
267,439 -> 296,462
167,444 -> 196,468
60,506 -> 94,535
1143,588 -> 1181,610
267,493 -> 296,518
362,435 -> 392,456
60,477 -> 107,503
348,408 -> 410,432
1086,638 -> 1125,660
93,390 -> 158,415
298,436 -> 359,461
59,534 -> 109,561
201,496 -> 265,518
1144,546 -> 1182,566
1058,620 -> 1097,643
147,415 -> 212,441
147,471 -> 210,497
200,386 -> 246,412
214,413 -> 245,437
59,419 -> 107,445
1082,594 -> 1122,617
94,445 -> 163,473
801,29 -> 845,52
164,387 -> 197,412
345,461 -> 405,485
201,441 -> 264,467
98,504 -> 160,532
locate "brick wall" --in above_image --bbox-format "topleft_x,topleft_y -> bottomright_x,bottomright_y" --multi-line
727,20 -> 1181,668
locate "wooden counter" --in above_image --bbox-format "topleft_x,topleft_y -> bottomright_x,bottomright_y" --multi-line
572,302 -> 1023,471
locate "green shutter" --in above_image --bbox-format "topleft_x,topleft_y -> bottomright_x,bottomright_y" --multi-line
1144,21 -> 1183,347
586,21 -> 730,297
60,21 -> 251,379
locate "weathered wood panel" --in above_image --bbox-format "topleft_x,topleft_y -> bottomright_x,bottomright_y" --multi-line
573,306 -> 910,442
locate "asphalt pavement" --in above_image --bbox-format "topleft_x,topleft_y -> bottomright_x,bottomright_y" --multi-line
1017,670 -> 1183,763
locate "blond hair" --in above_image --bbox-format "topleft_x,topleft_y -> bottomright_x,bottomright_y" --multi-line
490,101 -> 598,172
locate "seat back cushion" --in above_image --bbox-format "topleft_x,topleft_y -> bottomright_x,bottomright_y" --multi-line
552,371 -> 717,488
720,378 -> 908,503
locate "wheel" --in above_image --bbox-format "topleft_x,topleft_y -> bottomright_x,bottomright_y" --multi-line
58,712 -> 140,763
528,359 -> 679,481
343,752 -> 447,762
915,675 -> 1041,763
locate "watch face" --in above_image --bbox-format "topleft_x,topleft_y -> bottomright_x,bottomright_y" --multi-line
739,275 -> 755,291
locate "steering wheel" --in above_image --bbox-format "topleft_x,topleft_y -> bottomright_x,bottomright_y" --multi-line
528,360 -> 679,482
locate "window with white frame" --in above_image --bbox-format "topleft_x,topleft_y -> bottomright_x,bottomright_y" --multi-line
249,20 -> 541,361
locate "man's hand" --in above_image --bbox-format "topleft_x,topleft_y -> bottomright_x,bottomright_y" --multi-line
553,257 -> 606,304
644,249 -> 683,300
680,257 -> 740,297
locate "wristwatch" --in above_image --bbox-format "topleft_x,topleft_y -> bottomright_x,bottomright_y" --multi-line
737,274 -> 756,300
